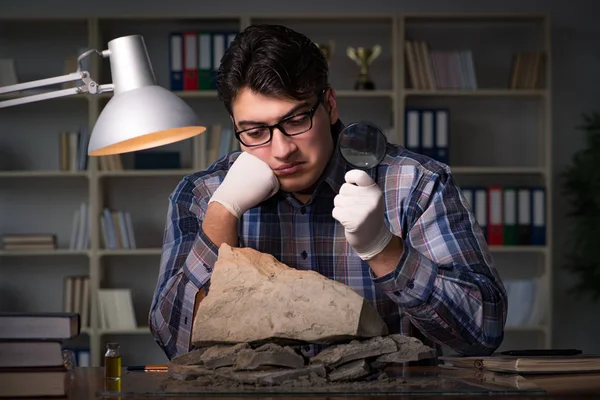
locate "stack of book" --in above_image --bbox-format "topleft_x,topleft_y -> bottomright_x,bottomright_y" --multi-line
1,234 -> 57,251
0,312 -> 80,398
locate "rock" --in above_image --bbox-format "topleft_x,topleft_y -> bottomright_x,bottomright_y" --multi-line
168,363 -> 213,379
200,343 -> 250,369
310,336 -> 397,369
328,359 -> 371,382
234,344 -> 305,371
216,364 -> 327,386
374,334 -> 437,364
191,244 -> 388,346
171,347 -> 208,365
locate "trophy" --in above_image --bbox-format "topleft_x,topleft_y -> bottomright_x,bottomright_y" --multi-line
315,40 -> 335,64
346,45 -> 381,90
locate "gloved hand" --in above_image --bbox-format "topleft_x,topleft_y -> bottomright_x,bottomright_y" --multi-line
332,169 -> 394,260
208,152 -> 280,219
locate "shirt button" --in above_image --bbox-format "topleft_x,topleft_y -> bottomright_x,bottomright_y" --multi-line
406,279 -> 415,289
300,207 -> 306,215
301,251 -> 308,260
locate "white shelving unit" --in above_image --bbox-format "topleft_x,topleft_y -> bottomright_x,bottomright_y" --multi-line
0,12 -> 551,366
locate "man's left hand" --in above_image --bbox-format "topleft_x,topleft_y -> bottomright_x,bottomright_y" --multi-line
332,169 -> 394,260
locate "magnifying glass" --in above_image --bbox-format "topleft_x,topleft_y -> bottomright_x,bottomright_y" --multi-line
338,121 -> 387,170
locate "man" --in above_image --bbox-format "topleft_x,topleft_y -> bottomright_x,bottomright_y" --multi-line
149,24 -> 507,361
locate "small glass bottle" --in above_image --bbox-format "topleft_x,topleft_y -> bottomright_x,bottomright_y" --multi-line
104,342 -> 122,381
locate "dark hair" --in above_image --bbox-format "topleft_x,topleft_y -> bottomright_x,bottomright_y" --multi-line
216,24 -> 329,115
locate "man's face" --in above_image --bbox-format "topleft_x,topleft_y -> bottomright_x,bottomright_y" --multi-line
231,87 -> 339,194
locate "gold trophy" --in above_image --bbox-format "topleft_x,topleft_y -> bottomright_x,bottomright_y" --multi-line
315,40 -> 335,64
347,45 -> 381,90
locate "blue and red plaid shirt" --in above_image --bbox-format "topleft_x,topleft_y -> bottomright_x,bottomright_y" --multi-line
149,124 -> 507,361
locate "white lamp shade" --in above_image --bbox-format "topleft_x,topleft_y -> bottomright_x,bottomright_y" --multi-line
87,85 -> 205,156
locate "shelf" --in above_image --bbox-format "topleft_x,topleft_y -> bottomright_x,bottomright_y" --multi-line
0,171 -> 89,178
0,249 -> 90,257
505,325 -> 547,333
450,167 -> 546,175
336,90 -> 394,98
98,169 -> 196,178
99,326 -> 150,335
99,248 -> 162,257
97,90 -> 394,99
489,246 -> 547,254
404,89 -> 547,98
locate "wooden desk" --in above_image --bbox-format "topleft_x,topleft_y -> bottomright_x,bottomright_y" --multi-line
65,367 -> 600,399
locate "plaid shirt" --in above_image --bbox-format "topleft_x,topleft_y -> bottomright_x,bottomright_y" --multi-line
149,129 -> 507,361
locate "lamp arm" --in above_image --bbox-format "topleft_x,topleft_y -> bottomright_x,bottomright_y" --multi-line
0,48 -> 114,109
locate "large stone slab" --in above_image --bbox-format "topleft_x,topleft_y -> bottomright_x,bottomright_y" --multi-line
192,244 -> 388,346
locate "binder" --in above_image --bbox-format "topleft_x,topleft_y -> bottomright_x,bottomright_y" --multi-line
487,186 -> 503,245
502,187 -> 518,245
211,32 -> 226,89
517,188 -> 531,245
531,187 -> 546,245
405,109 -> 420,154
183,31 -> 198,90
435,109 -> 449,164
197,32 -> 212,90
474,188 -> 488,241
420,110 -> 436,159
169,33 -> 183,91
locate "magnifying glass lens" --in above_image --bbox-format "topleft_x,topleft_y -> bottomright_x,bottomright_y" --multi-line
338,122 -> 387,169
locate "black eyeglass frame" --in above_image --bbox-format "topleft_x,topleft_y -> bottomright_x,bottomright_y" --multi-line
233,89 -> 327,147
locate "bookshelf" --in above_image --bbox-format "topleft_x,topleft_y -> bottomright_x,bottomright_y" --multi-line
0,12 -> 552,366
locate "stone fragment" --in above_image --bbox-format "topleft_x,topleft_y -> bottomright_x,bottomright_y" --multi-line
328,359 -> 371,382
234,344 -> 305,371
168,362 -> 213,379
191,244 -> 388,347
374,334 -> 437,364
215,364 -> 327,386
310,336 -> 397,369
171,347 -> 208,365
200,343 -> 250,369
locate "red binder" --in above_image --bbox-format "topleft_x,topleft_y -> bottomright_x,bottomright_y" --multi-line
183,31 -> 198,91
487,186 -> 504,245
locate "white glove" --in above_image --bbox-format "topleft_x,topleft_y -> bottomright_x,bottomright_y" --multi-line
208,152 -> 280,219
332,169 -> 394,260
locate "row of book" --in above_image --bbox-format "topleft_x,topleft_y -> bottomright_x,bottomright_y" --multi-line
169,30 -> 238,91
98,288 -> 137,330
0,312 -> 80,397
405,107 -> 449,165
63,275 -> 90,330
69,202 -> 89,250
59,126 -> 89,172
100,208 -> 137,250
405,40 -> 477,90
508,51 -> 546,89
462,186 -> 546,246
1,233 -> 56,250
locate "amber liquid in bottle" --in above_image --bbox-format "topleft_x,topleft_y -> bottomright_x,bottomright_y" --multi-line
105,355 -> 122,380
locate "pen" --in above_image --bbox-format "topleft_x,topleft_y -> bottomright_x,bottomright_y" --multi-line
126,365 -> 168,372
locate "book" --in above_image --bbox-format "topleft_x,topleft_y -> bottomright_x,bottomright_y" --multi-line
440,354 -> 600,374
0,312 -> 79,340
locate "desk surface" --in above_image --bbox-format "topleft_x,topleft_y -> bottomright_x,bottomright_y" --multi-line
62,366 -> 600,399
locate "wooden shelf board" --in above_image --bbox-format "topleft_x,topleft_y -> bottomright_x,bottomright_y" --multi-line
404,89 -> 547,97
98,169 -> 196,177
0,249 -> 90,256
0,171 -> 89,178
99,249 -> 162,256
450,167 -> 546,175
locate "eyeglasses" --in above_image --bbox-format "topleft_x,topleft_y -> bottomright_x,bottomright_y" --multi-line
233,90 -> 325,147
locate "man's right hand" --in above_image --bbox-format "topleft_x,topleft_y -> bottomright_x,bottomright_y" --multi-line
208,152 -> 280,219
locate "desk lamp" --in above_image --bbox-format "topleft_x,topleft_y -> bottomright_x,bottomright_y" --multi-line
0,35 -> 206,155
